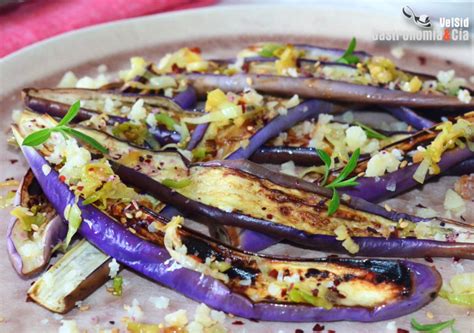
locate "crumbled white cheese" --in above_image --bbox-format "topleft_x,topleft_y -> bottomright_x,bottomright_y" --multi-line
283,273 -> 300,284
345,126 -> 367,152
444,189 -> 466,216
42,164 -> 52,176
437,70 -> 455,85
58,320 -> 80,333
19,242 -> 42,258
97,64 -> 108,74
365,150 -> 403,177
385,320 -> 397,332
268,282 -> 282,297
280,161 -> 296,176
103,97 -> 116,114
194,304 -> 214,327
362,139 -> 380,154
11,109 -> 22,123
108,258 -> 120,278
210,309 -> 226,324
124,298 -> 144,321
273,132 -> 288,146
302,121 -> 313,135
318,113 -> 334,125
187,321 -> 204,333
57,71 -> 78,88
165,309 -> 188,327
276,106 -> 288,116
285,94 -> 300,109
341,111 -> 354,123
242,88 -> 264,106
457,89 -> 472,104
146,113 -> 157,128
286,67 -> 299,77
58,139 -> 92,181
75,74 -> 108,89
149,296 -> 170,309
390,47 -> 405,59
128,99 -> 147,122
416,207 -> 437,218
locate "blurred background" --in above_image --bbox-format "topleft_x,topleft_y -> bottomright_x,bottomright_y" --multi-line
1,0 -> 473,58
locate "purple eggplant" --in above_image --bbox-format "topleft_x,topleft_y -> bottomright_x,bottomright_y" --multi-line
448,157 -> 474,176
7,170 -> 66,277
343,146 -> 473,202
17,142 -> 441,322
174,72 -> 474,111
327,113 -> 474,202
227,99 -> 341,160
26,110 -> 469,258
22,88 -> 201,146
382,106 -> 436,130
111,158 -> 474,258
239,43 -> 372,62
249,117 -> 410,166
251,146 -> 323,166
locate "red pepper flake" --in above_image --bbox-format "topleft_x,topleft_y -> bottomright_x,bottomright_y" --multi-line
424,256 -> 433,263
189,47 -> 201,54
327,330 -> 336,333
417,56 -> 427,66
268,269 -> 278,279
312,323 -> 325,331
365,271 -> 376,282
397,329 -> 409,333
266,214 -> 273,219
232,321 -> 244,325
295,329 -> 304,333
453,257 -> 461,262
76,186 -> 84,191
171,64 -> 184,74
9,159 -> 18,164
59,175 -> 66,183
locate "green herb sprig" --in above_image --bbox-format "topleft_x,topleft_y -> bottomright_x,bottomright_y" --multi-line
336,37 -> 360,65
411,318 -> 458,333
354,121 -> 388,140
22,101 -> 109,154
316,148 -> 360,215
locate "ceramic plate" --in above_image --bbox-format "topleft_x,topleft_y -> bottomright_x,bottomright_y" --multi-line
0,4 -> 472,332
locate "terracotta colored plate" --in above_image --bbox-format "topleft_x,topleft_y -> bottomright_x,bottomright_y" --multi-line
0,5 -> 472,332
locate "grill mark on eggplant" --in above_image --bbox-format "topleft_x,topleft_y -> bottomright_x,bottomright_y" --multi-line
104,202 -> 410,307
214,167 -> 389,238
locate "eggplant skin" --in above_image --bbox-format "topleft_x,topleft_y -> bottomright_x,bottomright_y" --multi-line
20,145 -> 442,322
112,157 -> 474,259
7,170 -> 66,278
177,73 -> 474,111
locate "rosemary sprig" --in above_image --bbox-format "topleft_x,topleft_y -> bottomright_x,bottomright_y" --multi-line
22,101 -> 109,154
317,148 -> 360,215
354,121 -> 388,140
336,37 -> 360,65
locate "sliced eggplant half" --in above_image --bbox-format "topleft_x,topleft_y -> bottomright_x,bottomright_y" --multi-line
15,132 -> 441,322
7,170 -> 66,277
28,240 -> 111,313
